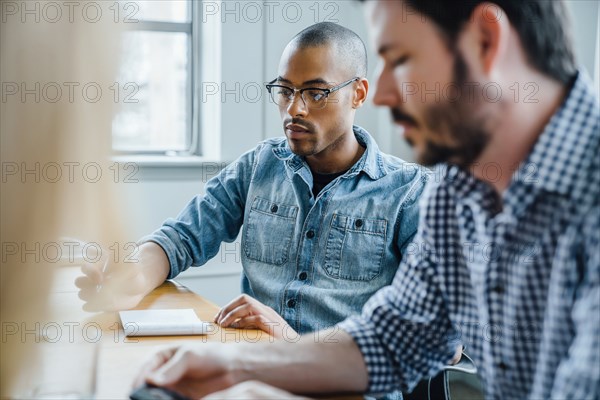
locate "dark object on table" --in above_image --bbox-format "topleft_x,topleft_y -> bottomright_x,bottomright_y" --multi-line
130,383 -> 190,400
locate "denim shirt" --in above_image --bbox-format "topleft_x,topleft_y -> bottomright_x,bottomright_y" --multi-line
144,126 -> 429,334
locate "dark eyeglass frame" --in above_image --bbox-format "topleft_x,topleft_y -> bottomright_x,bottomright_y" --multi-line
265,77 -> 360,109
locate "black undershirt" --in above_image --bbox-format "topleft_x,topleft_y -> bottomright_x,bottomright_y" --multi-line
311,169 -> 347,198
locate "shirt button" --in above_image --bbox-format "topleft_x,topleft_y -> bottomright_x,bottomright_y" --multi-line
306,230 -> 315,239
270,204 -> 278,213
354,219 -> 363,228
497,361 -> 508,371
299,272 -> 307,281
287,299 -> 296,308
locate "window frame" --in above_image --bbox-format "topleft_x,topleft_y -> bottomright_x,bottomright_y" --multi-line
113,0 -> 202,157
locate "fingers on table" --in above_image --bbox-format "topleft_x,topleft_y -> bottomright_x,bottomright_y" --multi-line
229,315 -> 271,330
218,303 -> 259,327
214,294 -> 257,322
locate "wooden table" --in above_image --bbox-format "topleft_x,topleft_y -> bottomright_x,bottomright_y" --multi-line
9,266 -> 270,399
7,266 -> 360,400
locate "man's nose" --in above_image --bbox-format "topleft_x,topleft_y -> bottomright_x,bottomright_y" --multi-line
372,65 -> 401,107
286,92 -> 308,117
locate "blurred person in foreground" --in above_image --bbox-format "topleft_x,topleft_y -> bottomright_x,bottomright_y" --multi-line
134,1 -> 599,399
0,1 -> 125,397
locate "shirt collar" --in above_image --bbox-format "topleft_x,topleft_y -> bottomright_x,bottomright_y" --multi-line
271,125 -> 388,180
514,70 -> 599,196
440,164 -> 500,212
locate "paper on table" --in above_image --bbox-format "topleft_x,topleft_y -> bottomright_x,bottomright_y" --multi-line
118,309 -> 210,336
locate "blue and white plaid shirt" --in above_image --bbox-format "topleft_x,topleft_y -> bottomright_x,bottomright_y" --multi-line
339,71 -> 599,399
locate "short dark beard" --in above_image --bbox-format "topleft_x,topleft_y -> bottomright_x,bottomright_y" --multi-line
418,53 -> 491,169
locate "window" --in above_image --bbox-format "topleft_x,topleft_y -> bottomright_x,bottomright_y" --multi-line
112,0 -> 199,155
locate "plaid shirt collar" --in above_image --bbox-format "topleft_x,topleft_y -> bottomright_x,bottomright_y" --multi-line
519,71 -> 599,196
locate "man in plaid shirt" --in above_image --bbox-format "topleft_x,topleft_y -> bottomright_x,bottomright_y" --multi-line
135,1 -> 599,399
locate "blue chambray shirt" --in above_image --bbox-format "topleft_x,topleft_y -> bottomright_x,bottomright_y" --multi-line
143,126 -> 429,334
339,72 -> 599,399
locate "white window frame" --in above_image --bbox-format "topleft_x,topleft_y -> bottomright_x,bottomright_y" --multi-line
114,0 -> 222,163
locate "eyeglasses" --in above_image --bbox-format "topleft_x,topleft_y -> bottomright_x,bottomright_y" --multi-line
265,77 -> 359,110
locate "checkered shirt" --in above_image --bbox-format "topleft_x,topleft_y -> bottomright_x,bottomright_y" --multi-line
338,71 -> 600,399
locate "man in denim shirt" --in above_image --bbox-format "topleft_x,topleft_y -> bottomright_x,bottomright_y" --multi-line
77,22 -> 428,338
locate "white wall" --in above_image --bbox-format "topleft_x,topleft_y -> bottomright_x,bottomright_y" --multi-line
123,1 -> 599,306
567,0 -> 600,84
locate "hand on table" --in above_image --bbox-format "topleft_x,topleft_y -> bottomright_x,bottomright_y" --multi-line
214,294 -> 297,339
133,343 -> 238,399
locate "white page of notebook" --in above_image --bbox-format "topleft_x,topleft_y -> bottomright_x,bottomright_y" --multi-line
118,309 -> 210,336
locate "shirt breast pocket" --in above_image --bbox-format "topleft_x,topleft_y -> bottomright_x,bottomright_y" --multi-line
243,197 -> 298,266
324,214 -> 387,281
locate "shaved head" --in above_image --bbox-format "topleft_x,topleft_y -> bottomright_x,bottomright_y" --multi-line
287,22 -> 367,78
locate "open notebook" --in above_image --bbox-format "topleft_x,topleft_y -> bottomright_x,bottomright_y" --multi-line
118,309 -> 211,337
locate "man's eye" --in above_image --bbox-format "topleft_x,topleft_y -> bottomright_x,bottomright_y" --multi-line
393,55 -> 409,67
277,88 -> 293,97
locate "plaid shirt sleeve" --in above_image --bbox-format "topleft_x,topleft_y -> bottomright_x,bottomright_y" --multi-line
551,206 -> 600,399
338,181 -> 462,395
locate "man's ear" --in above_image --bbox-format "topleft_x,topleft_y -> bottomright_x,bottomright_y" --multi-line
352,78 -> 369,109
462,2 -> 510,76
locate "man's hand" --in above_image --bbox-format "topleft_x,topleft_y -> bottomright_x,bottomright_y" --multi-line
214,294 -> 297,339
449,345 -> 463,365
133,343 -> 240,399
204,381 -> 310,400
74,242 -> 170,312
75,258 -> 147,312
